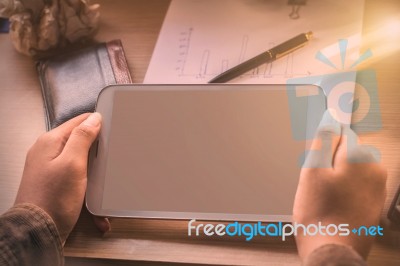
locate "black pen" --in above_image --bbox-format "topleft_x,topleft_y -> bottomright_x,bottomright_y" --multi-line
208,31 -> 313,83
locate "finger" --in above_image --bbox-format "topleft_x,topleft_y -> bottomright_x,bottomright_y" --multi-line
335,125 -> 379,167
92,216 -> 111,233
50,113 -> 91,138
303,110 -> 342,168
61,112 -> 102,161
32,113 -> 92,160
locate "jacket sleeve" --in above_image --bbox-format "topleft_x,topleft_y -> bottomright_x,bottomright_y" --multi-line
0,203 -> 64,266
303,243 -> 367,266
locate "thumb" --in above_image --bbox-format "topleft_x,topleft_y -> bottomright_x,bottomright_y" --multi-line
335,125 -> 380,167
303,110 -> 342,168
61,112 -> 102,161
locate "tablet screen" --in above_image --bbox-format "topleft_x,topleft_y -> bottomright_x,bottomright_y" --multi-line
100,88 -> 307,217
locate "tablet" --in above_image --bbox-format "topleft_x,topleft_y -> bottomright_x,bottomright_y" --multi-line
86,84 -> 326,221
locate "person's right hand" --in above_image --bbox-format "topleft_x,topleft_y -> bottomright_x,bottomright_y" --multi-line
293,111 -> 387,260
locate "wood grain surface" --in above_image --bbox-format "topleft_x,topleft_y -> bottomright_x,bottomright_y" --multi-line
0,1 -> 399,265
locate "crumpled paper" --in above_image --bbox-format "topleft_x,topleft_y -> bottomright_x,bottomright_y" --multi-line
0,0 -> 100,56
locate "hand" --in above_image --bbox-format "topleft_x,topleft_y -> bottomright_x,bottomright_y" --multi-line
293,111 -> 387,260
15,113 -> 110,243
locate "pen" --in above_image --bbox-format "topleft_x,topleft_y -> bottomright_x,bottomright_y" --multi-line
208,31 -> 313,83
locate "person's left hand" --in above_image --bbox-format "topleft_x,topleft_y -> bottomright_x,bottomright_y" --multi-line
15,113 -> 110,243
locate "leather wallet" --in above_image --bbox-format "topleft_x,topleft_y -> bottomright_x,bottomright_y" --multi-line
37,40 -> 132,130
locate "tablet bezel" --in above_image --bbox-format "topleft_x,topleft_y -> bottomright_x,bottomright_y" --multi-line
86,84 -> 326,222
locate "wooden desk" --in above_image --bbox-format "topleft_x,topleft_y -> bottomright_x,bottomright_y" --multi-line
0,1 -> 399,265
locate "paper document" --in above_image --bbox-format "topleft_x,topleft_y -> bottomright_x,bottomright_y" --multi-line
144,0 -> 365,84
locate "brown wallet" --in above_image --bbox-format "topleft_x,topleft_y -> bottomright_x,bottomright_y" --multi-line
37,40 -> 132,130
